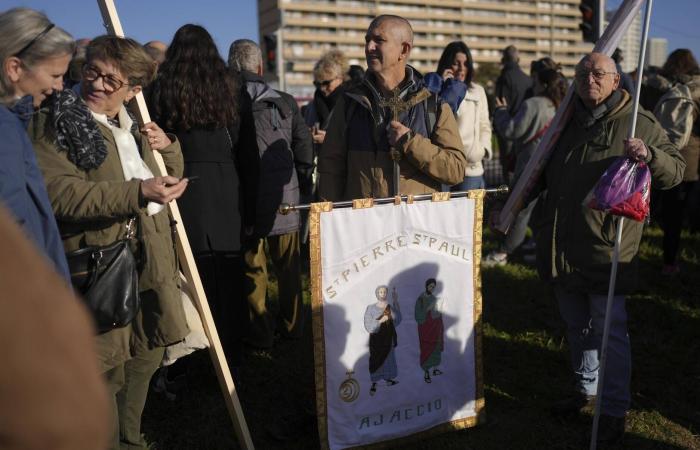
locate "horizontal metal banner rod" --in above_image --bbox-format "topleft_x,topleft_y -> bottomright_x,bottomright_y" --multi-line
279,186 -> 509,213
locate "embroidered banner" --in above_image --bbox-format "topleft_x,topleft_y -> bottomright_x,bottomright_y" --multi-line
310,192 -> 485,450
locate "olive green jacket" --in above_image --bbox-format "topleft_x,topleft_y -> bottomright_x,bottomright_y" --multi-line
533,90 -> 685,294
29,110 -> 188,372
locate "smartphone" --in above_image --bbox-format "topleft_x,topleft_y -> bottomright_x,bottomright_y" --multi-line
166,176 -> 197,187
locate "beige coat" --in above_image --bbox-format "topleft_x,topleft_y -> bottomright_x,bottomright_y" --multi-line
533,91 -> 685,294
29,110 -> 188,372
456,82 -> 492,177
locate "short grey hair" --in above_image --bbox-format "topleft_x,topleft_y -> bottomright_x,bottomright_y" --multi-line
0,8 -> 75,104
228,39 -> 262,73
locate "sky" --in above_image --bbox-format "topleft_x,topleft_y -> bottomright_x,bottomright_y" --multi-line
607,0 -> 700,60
9,0 -> 700,65
11,0 -> 260,58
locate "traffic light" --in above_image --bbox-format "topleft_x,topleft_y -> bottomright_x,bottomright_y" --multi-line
263,34 -> 277,73
579,0 -> 600,43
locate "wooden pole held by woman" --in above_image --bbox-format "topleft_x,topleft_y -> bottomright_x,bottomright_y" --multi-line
95,1 -> 254,448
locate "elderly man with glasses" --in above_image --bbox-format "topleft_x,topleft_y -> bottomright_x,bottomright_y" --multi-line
531,52 -> 685,446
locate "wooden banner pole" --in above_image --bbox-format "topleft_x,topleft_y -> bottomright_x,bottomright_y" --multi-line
95,2 -> 254,448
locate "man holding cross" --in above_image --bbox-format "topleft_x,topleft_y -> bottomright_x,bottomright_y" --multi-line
317,15 -> 466,201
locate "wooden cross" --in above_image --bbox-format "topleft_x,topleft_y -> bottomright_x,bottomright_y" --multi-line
377,88 -> 431,196
96,2 -> 254,449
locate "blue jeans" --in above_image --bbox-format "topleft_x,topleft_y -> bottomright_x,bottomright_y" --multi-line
555,287 -> 631,417
450,175 -> 485,192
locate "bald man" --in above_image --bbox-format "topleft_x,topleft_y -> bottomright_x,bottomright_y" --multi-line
317,15 -> 466,201
532,52 -> 684,445
144,40 -> 167,66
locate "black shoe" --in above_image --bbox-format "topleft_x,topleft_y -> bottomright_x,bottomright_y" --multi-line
424,371 -> 432,383
596,414 -> 625,447
551,393 -> 596,418
369,383 -> 377,396
152,367 -> 187,401
432,368 -> 443,376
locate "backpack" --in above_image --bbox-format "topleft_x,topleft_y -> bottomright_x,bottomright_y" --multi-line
653,82 -> 698,149
248,88 -> 300,236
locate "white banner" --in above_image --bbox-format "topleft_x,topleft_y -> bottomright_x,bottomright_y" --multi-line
310,193 -> 485,450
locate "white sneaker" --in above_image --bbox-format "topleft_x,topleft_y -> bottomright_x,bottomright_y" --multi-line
482,251 -> 508,267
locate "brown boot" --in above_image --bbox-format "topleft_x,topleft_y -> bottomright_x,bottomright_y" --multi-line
550,393 -> 596,419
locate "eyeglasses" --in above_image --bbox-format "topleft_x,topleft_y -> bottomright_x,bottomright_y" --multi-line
81,64 -> 129,92
575,69 -> 618,81
13,23 -> 55,57
314,78 -> 338,88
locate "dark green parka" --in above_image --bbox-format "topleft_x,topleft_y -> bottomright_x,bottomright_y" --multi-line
533,90 -> 685,294
29,109 -> 188,372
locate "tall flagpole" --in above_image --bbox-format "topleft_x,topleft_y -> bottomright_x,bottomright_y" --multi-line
95,2 -> 254,448
589,0 -> 653,448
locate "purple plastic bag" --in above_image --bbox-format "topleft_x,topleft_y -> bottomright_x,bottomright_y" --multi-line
586,157 -> 650,211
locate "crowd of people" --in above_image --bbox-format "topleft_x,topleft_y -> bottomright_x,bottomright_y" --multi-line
1,5 -> 697,449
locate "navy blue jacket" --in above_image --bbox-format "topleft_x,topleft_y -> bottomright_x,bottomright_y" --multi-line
0,97 -> 70,281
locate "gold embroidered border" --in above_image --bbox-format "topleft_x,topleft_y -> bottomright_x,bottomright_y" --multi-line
310,201 -> 333,450
347,415 -> 481,450
352,198 -> 374,209
467,189 -> 486,422
431,191 -> 451,202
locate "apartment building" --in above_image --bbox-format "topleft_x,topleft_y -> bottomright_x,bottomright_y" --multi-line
258,0 -> 593,97
646,37 -> 668,68
606,7 -> 641,73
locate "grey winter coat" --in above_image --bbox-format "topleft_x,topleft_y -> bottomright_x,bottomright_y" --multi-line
493,95 -> 556,181
241,71 -> 313,238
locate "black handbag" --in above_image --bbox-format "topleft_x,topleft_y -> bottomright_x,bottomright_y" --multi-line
66,219 -> 140,333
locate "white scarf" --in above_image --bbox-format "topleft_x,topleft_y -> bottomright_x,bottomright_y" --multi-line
91,106 -> 164,216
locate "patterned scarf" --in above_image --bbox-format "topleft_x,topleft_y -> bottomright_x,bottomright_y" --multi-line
50,89 -> 137,171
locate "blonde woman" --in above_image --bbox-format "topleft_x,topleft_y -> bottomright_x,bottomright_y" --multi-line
304,49 -> 350,146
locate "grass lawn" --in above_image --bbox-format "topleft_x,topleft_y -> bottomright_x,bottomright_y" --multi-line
142,225 -> 700,449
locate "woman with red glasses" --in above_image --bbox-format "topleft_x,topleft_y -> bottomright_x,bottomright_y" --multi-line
28,35 -> 189,450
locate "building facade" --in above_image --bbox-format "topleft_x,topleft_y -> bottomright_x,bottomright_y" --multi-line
646,37 -> 668,68
258,0 -> 593,97
605,6 -> 641,73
